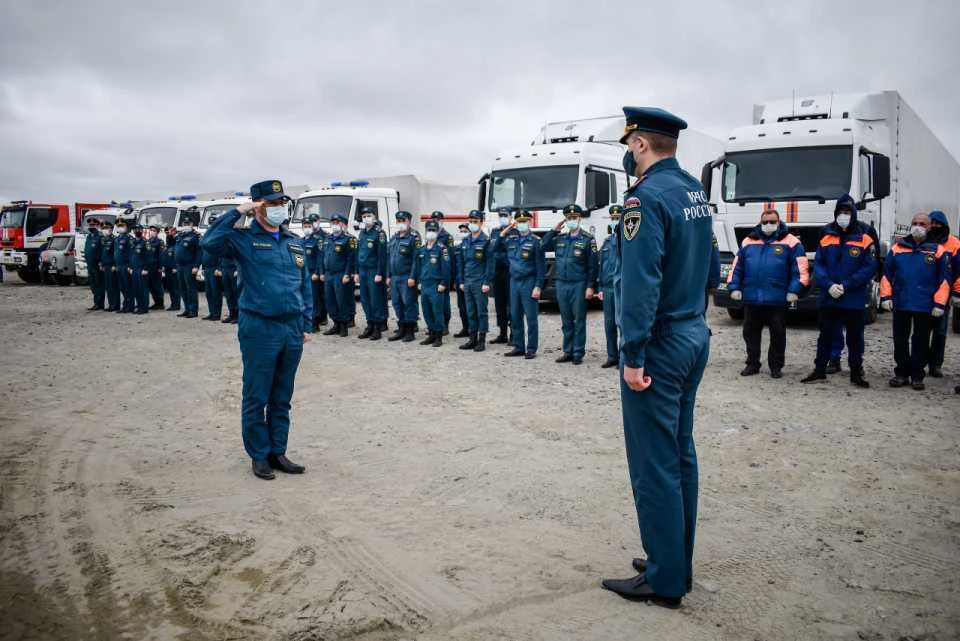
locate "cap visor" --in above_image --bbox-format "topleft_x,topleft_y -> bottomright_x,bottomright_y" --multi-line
263,192 -> 288,202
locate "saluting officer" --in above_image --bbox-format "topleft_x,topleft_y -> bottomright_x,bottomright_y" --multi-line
99,220 -> 121,312
542,204 -> 599,365
601,107 -> 714,609
144,225 -> 165,309
429,211 -> 457,335
458,210 -> 495,352
489,207 -> 517,344
414,219 -> 451,347
113,219 -> 135,313
599,205 -> 622,368
161,226 -> 181,312
356,207 -> 389,340
302,214 -> 327,330
174,215 -> 202,318
84,218 -> 105,310
495,209 -> 545,359
201,216 -> 224,321
386,210 -> 421,342
129,225 -> 149,314
319,214 -> 358,337
201,179 -> 312,481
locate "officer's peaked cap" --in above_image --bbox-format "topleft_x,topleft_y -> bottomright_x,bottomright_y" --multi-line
395,210 -> 412,221
250,179 -> 288,202
620,106 -> 688,144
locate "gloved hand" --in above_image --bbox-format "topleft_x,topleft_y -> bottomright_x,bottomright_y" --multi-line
786,293 -> 799,303
729,290 -> 742,301
932,307 -> 945,318
828,284 -> 844,299
881,300 -> 893,312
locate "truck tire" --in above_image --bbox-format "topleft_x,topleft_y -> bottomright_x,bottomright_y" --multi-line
55,275 -> 72,286
727,308 -> 744,320
73,276 -> 87,286
16,266 -> 42,284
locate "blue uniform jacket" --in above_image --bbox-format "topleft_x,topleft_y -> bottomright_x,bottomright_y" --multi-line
130,236 -> 147,269
100,233 -> 116,266
219,253 -> 237,272
599,231 -> 619,289
161,234 -> 178,269
495,232 -> 546,287
387,230 -> 421,279
319,232 -> 358,276
114,232 -> 132,266
144,237 -> 161,268
542,229 -> 599,288
880,236 -> 951,313
414,241 -> 452,286
201,209 -> 312,327
459,232 -> 495,286
617,157 -> 714,369
84,230 -> 102,266
174,229 -> 202,268
303,234 -> 320,274
490,226 -> 517,270
814,228 -> 876,310
727,222 -> 809,306
357,225 -> 388,274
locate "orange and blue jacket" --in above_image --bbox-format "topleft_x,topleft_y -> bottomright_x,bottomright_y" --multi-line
940,234 -> 960,294
727,222 -> 809,306
880,235 -> 951,313
814,224 -> 876,310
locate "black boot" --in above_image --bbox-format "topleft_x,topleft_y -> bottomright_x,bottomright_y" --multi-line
826,359 -> 842,374
388,324 -> 405,341
339,322 -> 348,337
801,369 -> 827,383
420,331 -> 436,346
850,371 -> 870,388
454,327 -> 470,338
432,332 -> 443,347
460,332 -> 477,350
370,325 -> 382,341
473,333 -> 486,352
323,322 -> 340,336
490,328 -> 508,344
358,324 -> 373,339
402,323 -> 416,343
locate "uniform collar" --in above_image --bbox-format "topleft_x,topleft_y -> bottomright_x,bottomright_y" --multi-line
641,157 -> 680,178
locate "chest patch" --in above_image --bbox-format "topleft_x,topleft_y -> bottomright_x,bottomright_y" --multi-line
848,247 -> 861,258
773,245 -> 785,255
925,253 -> 936,265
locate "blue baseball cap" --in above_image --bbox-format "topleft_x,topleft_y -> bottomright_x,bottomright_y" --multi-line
620,107 -> 688,143
249,179 -> 288,202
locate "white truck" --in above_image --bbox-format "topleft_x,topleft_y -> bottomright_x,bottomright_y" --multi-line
137,196 -> 214,231
74,205 -> 139,285
290,176 -> 475,238
476,115 -> 724,300
702,91 -> 960,321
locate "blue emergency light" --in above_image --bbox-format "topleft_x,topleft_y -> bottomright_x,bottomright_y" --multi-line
167,195 -> 178,200
180,195 -> 197,201
349,180 -> 369,187
234,191 -> 248,197
330,181 -> 344,187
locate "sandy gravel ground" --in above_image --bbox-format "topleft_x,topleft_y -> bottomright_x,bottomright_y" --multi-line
0,279 -> 957,641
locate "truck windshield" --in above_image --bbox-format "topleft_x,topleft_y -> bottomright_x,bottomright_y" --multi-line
85,213 -> 117,226
200,205 -> 236,228
138,207 -> 177,228
722,145 -> 853,203
489,166 -> 579,211
48,236 -> 72,251
293,196 -> 353,222
0,209 -> 26,228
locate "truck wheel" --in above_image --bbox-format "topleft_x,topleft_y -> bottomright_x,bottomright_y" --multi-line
727,308 -> 744,320
55,275 -> 72,286
16,267 -> 42,284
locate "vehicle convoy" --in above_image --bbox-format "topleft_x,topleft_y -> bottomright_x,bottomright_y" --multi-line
476,115 -> 724,300
39,233 -> 78,285
0,201 -> 109,283
290,176 -> 475,238
702,91 -> 960,321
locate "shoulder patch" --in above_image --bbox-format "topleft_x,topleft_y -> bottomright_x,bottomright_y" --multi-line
623,210 -> 642,241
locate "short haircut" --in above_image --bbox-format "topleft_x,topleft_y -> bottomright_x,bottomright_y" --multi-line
638,131 -> 678,155
760,208 -> 780,221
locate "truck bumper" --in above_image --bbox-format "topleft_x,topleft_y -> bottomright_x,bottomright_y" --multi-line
0,250 -> 28,267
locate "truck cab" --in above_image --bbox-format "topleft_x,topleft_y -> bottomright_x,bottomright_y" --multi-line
137,196 -> 214,232
702,94 -> 894,321
291,182 -> 400,238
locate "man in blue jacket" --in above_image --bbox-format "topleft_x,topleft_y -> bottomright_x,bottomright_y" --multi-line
356,207 -> 388,340
318,214 -> 358,337
599,205 -> 621,368
386,211 -> 421,342
881,213 -> 951,390
727,208 -> 808,378
174,215 -> 202,318
201,179 -> 312,481
457,210 -> 495,352
84,218 -> 104,310
801,195 -> 874,387
494,209 -> 545,359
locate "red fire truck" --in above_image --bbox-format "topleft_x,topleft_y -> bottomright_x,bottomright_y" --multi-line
0,201 -> 110,283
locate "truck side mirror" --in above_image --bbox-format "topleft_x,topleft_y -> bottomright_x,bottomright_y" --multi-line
477,174 -> 488,212
700,162 -> 713,200
871,154 -> 891,200
585,169 -> 610,213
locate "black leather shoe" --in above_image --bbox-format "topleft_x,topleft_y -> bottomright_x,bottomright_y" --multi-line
176,311 -> 188,317
631,559 -> 693,593
268,454 -> 305,474
370,326 -> 382,341
525,351 -> 536,360
928,367 -> 943,378
421,331 -> 436,346
150,303 -> 164,310
740,364 -> 760,376
184,312 -> 198,318
323,323 -> 340,336
801,370 -> 827,383
504,348 -> 524,357
601,574 -> 681,609
572,357 -> 583,365
556,353 -> 573,363
490,331 -> 509,344
601,358 -> 618,369
388,328 -> 404,342
167,306 -> 180,311
889,376 -> 909,388
454,327 -> 470,338
770,369 -> 782,379
473,334 -> 486,352
851,372 -> 870,388
911,379 -> 925,391
339,324 -> 348,337
358,325 -> 374,339
88,305 -> 104,311
825,359 -> 842,374
252,459 -> 275,480
222,315 -> 236,323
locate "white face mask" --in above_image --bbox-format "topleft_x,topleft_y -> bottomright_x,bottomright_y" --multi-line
499,217 -> 510,227
265,206 -> 287,226
468,223 -> 480,233
761,222 -> 778,236
117,227 -> 127,234
425,231 -> 438,242
396,222 -> 409,233
910,225 -> 927,241
362,217 -> 375,228
566,219 -> 579,231
835,214 -> 851,229
517,222 -> 530,233
331,224 -> 342,234
303,226 -> 313,236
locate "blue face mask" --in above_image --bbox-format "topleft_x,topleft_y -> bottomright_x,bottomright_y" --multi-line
622,150 -> 637,178
265,205 -> 287,226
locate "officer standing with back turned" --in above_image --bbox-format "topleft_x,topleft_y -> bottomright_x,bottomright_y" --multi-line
601,107 -> 713,609
201,180 -> 312,480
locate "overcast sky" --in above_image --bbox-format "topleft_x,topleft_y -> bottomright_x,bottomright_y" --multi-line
1,0 -> 958,204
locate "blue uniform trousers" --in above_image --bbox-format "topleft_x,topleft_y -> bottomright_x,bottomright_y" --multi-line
359,269 -> 387,324
391,280 -> 419,323
103,267 -> 120,310
493,266 -> 511,332
929,305 -> 951,369
238,312 -> 304,461
442,289 -> 452,329
324,273 -> 354,323
830,324 -> 845,361
311,278 -> 326,323
619,316 -> 710,598
177,266 -> 199,315
456,288 -> 469,329
118,266 -> 134,312
510,276 -> 539,352
134,269 -> 150,312
422,286 -> 445,333
164,268 -> 180,309
87,261 -> 104,307
557,280 -> 587,359
464,283 -> 489,333
602,286 -> 618,361
147,267 -> 164,306
222,268 -> 240,316
816,308 -> 865,372
203,267 -> 223,318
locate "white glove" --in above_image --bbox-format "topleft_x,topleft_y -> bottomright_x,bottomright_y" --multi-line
828,284 -> 844,299
932,307 -> 945,318
786,293 -> 799,303
881,300 -> 893,312
729,290 -> 742,301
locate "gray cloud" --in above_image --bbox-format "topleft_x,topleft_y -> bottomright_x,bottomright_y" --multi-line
1,0 -> 958,203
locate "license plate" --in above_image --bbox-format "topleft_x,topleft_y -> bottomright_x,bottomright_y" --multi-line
48,267 -> 57,273
13,257 -> 21,264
